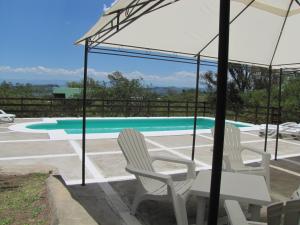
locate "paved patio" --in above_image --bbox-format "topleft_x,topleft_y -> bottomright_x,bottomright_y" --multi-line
1,118 -> 300,225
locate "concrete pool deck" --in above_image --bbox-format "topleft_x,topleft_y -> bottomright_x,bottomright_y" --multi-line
1,118 -> 300,225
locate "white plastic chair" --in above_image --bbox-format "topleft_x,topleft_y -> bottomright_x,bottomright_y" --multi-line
225,200 -> 284,225
0,110 -> 15,122
117,129 -> 196,225
286,186 -> 300,225
284,199 -> 300,225
225,200 -> 267,225
212,124 -> 271,189
225,199 -> 300,225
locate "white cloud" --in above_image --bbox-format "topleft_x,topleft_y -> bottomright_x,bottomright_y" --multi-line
0,65 -> 108,79
124,70 -> 196,87
0,65 -> 197,87
174,71 -> 196,79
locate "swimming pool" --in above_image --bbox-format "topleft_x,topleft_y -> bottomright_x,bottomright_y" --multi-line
26,117 -> 249,134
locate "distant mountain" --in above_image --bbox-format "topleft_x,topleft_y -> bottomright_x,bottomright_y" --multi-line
149,85 -> 207,95
0,79 -> 208,92
0,79 -> 67,86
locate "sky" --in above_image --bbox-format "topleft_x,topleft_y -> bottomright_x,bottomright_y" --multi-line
0,0 -> 214,87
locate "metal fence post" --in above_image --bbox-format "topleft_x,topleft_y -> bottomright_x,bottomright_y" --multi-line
102,100 -> 105,117
20,97 -> 24,117
235,107 -> 238,121
255,105 -> 258,124
271,107 -> 275,124
77,98 -> 80,116
125,100 -> 129,117
147,100 -> 150,116
186,101 -> 189,116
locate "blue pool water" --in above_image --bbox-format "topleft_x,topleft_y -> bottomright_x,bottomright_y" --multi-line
26,118 -> 249,134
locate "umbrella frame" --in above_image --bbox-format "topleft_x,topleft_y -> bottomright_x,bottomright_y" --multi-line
79,1 -> 300,224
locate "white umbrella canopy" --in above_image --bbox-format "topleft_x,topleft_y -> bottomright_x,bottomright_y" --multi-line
77,0 -> 300,67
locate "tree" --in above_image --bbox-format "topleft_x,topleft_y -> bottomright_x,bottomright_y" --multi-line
0,81 -> 52,98
281,75 -> 300,110
107,71 -> 156,100
202,64 -> 272,108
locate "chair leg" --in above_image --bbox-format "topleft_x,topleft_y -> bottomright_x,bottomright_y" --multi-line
131,194 -> 144,215
266,174 -> 270,191
131,187 -> 145,215
263,155 -> 271,190
172,194 -> 189,225
263,167 -> 270,191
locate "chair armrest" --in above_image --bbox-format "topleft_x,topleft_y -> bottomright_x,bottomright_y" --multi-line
241,145 -> 271,167
151,155 -> 194,166
126,165 -> 173,185
224,200 -> 249,225
241,145 -> 270,157
151,155 -> 196,179
248,222 -> 267,225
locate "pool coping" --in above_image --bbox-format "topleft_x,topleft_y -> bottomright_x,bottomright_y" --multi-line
9,117 -> 258,140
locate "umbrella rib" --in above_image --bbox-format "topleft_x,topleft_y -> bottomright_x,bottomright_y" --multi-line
90,0 -> 156,46
78,0 -> 142,43
269,0 -> 294,66
195,0 -> 256,57
89,0 -> 170,47
78,0 -> 172,45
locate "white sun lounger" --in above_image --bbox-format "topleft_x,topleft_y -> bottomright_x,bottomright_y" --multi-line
280,126 -> 300,139
0,110 -> 15,122
259,122 -> 299,137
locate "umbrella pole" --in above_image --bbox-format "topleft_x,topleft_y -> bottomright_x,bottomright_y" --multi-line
207,0 -> 230,224
275,68 -> 282,160
82,39 -> 89,186
191,55 -> 201,160
264,65 -> 272,152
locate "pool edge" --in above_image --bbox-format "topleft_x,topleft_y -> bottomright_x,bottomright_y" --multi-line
9,116 -> 259,140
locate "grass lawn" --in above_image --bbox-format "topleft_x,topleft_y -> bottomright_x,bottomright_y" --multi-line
0,173 -> 50,225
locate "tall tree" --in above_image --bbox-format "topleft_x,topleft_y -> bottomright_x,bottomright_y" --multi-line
202,63 -> 270,108
107,71 -> 156,100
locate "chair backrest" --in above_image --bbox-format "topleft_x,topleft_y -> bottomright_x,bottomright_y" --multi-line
118,129 -> 163,190
118,129 -> 154,172
267,202 -> 284,225
211,123 -> 244,168
283,199 -> 300,225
